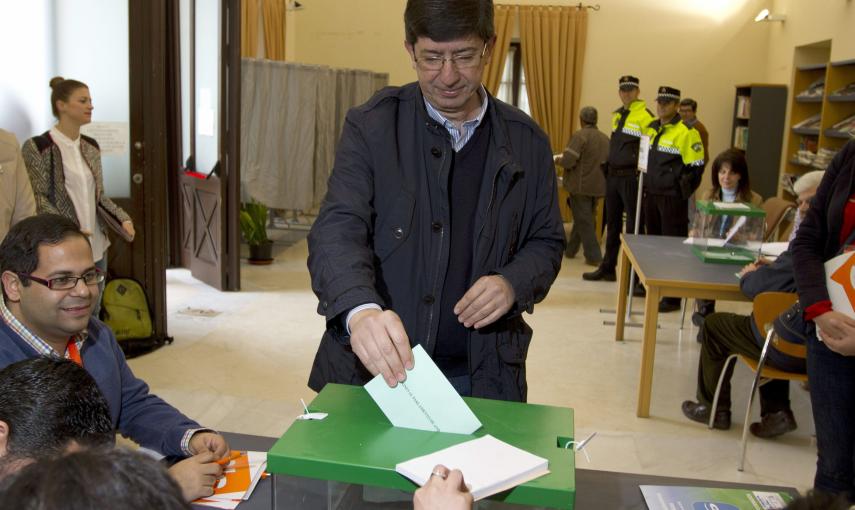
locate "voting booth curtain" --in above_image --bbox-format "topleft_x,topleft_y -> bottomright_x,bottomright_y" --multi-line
240,58 -> 388,211
519,5 -> 588,154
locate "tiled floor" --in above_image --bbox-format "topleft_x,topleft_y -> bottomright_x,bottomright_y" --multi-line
127,233 -> 816,493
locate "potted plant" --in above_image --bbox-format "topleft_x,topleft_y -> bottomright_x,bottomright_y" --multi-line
240,201 -> 274,265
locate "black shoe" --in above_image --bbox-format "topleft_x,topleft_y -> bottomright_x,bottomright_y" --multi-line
658,298 -> 682,313
681,400 -> 731,430
583,267 -> 616,281
750,410 -> 797,439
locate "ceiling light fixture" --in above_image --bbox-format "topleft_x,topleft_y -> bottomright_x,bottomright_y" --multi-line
754,8 -> 786,22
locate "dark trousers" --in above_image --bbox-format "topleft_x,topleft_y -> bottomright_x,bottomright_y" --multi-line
807,334 -> 855,501
566,194 -> 602,263
644,192 -> 689,237
601,174 -> 639,271
696,313 -> 794,414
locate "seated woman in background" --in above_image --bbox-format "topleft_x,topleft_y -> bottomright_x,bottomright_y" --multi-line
693,148 -> 763,331
21,77 -> 134,314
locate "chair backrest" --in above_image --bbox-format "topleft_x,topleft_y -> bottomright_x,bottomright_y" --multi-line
761,197 -> 796,241
752,291 -> 805,359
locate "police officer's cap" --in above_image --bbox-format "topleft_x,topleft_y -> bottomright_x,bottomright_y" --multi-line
618,75 -> 640,90
656,86 -> 681,103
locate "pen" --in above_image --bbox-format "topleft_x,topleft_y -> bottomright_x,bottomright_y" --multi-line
217,450 -> 241,465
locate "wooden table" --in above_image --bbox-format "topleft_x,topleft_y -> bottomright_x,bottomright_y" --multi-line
615,234 -> 750,418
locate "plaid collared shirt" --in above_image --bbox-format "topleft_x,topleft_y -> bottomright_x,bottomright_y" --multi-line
424,85 -> 489,152
0,298 -> 86,358
0,298 -> 204,456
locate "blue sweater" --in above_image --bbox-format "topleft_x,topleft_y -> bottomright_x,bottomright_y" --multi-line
0,317 -> 200,457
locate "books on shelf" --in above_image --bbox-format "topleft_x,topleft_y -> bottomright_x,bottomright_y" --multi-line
831,113 -> 855,133
792,114 -> 821,130
812,148 -> 839,169
796,77 -> 824,99
735,95 -> 751,118
733,126 -> 749,150
830,81 -> 855,97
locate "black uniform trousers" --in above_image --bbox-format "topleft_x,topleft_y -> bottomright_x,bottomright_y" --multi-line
697,313 -> 791,414
601,172 -> 639,272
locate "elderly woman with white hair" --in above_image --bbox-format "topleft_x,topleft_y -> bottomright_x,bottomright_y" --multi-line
788,169 -> 825,242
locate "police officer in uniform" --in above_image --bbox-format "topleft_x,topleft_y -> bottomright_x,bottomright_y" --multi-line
643,86 -> 705,311
583,76 -> 655,282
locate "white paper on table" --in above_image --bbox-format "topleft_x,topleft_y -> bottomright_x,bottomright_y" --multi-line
683,237 -> 727,248
396,435 -> 549,501
761,242 -> 789,257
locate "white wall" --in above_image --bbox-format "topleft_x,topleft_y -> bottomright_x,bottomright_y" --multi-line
0,0 -> 130,196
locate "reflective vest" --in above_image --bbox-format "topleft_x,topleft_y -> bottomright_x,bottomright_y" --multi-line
608,100 -> 655,171
642,114 -> 705,197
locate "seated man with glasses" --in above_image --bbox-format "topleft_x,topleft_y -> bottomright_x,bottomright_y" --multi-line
0,214 -> 227,502
307,0 -> 564,402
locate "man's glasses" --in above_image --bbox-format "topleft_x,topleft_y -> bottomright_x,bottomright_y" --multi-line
414,43 -> 488,72
17,269 -> 105,291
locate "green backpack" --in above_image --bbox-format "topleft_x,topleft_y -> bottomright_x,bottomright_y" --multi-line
101,278 -> 154,341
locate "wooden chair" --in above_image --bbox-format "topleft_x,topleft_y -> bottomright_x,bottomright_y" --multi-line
761,197 -> 796,242
708,291 -> 807,471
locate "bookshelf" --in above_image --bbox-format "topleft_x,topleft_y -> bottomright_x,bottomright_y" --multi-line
731,84 -> 787,200
782,55 -> 855,198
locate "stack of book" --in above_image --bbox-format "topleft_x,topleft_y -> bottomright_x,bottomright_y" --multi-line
735,95 -> 751,118
813,148 -> 839,169
796,78 -> 825,99
831,114 -> 855,135
733,126 -> 749,149
830,81 -> 855,98
793,114 -> 822,130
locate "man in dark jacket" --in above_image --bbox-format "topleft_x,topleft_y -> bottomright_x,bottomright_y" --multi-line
555,106 -> 609,266
306,0 -> 565,402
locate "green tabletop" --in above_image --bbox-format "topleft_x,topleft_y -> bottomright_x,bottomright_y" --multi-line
267,383 -> 576,509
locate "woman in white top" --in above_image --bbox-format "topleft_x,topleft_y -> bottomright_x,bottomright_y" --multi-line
21,77 -> 135,314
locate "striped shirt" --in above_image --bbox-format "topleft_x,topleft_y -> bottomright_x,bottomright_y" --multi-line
0,298 -> 86,358
424,86 -> 489,152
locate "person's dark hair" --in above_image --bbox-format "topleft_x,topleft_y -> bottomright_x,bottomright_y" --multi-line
0,448 -> 190,510
49,76 -> 88,118
783,489 -> 851,510
679,98 -> 698,112
710,148 -> 753,203
0,214 -> 88,298
404,0 -> 495,45
0,358 -> 113,464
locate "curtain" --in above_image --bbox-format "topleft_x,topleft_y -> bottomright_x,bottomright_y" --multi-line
484,4 -> 517,95
240,59 -> 389,210
519,5 -> 588,153
262,0 -> 286,60
241,0 -> 260,58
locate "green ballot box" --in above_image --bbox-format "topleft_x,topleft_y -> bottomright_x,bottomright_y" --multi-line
690,200 -> 767,265
267,383 -> 576,509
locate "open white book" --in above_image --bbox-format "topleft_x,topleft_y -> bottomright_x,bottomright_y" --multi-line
395,435 -> 549,501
